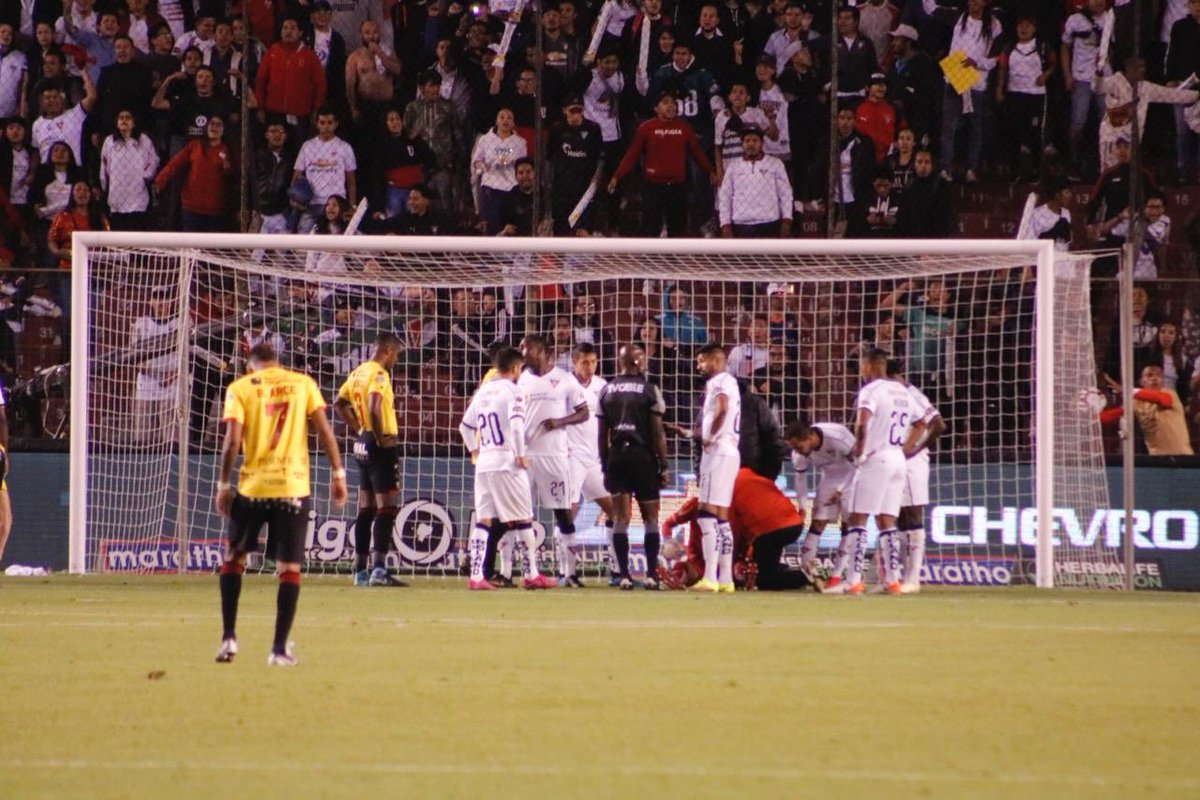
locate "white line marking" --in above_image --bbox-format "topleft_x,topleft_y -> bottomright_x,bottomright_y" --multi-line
1,758 -> 1194,789
0,609 -> 1178,635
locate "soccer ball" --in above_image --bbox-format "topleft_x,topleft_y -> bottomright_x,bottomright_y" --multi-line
1078,388 -> 1107,415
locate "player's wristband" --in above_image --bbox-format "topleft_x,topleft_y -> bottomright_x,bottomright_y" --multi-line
216,481 -> 232,491
332,469 -> 347,480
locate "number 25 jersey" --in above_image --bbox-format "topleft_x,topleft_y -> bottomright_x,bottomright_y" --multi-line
222,366 -> 328,499
854,378 -> 912,457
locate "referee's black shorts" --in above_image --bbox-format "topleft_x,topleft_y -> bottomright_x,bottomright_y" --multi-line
352,432 -> 400,494
604,442 -> 660,501
227,494 -> 312,564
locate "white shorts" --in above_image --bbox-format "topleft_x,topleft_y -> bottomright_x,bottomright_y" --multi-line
475,469 -> 533,523
699,452 -> 739,507
569,458 -> 609,504
812,471 -> 852,523
902,455 -> 930,508
845,450 -> 905,517
526,455 -> 571,510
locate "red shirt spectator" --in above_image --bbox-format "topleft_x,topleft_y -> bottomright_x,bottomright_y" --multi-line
855,74 -> 899,164
48,181 -> 110,269
610,100 -> 713,186
153,117 -> 235,221
254,18 -> 326,119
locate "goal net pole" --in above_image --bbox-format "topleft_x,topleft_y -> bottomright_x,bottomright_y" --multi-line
68,232 -> 91,575
69,233 -> 1083,586
1034,241 -> 1055,589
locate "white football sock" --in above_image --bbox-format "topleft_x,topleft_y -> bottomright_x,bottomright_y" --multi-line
516,525 -> 540,579
498,531 -> 515,579
832,530 -> 855,580
717,520 -> 734,585
905,528 -> 926,586
846,527 -> 868,585
878,529 -> 901,584
697,515 -> 719,583
559,532 -> 578,577
469,524 -> 489,582
799,531 -> 821,569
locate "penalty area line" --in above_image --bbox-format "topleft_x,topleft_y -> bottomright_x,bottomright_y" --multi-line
1,758 -> 1195,789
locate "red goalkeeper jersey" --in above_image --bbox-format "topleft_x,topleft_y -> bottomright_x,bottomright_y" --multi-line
662,469 -> 806,571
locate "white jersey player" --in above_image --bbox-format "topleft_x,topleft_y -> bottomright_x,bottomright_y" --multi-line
692,344 -> 741,593
889,362 -> 946,594
518,336 -> 590,584
835,348 -> 911,595
458,346 -> 555,590
567,344 -> 617,586
785,421 -> 857,579
567,345 -> 611,511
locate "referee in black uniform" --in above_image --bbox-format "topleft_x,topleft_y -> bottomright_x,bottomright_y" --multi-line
597,344 -> 670,590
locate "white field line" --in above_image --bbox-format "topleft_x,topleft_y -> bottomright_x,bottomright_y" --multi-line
0,608 -> 1180,635
0,758 -> 1195,789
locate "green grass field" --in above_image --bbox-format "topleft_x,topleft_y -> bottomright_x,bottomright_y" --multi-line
1,577 -> 1198,799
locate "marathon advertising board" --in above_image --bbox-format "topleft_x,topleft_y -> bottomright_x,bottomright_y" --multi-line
91,458 -> 1200,589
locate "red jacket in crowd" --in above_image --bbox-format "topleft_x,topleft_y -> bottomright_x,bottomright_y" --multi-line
154,140 -> 235,216
855,98 -> 899,164
255,41 -> 326,118
612,117 -> 713,186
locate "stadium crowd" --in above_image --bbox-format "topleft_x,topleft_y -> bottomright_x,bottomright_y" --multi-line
0,0 -> 1199,453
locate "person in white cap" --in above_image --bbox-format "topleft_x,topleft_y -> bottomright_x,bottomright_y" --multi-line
885,23 -> 939,148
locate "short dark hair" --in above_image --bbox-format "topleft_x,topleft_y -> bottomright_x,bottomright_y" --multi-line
697,342 -> 726,357
784,420 -> 812,440
862,346 -> 890,364
493,346 -> 524,372
376,332 -> 402,351
514,156 -> 534,172
885,358 -> 904,378
573,343 -> 597,358
409,182 -> 435,199
248,343 -> 278,363
419,69 -> 443,86
523,334 -> 548,351
316,105 -> 338,120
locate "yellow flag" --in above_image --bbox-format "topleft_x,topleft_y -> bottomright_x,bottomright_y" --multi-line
939,50 -> 981,95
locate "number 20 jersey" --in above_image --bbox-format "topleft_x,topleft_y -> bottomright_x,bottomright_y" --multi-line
461,379 -> 527,473
222,365 -> 328,499
854,378 -> 912,457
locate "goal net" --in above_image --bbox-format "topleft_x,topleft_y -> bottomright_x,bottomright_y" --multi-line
69,235 -> 1123,588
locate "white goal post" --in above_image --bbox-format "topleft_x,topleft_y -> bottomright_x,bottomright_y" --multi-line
68,233 -> 1120,588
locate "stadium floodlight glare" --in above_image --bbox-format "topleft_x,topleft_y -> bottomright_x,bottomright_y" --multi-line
69,233 -> 1121,588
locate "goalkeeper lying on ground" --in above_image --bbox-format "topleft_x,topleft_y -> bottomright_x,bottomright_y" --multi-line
659,468 -> 818,591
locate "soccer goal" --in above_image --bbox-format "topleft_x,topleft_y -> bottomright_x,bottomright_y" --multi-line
68,233 -> 1122,588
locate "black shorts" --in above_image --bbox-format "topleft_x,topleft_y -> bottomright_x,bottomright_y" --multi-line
604,443 -> 661,501
352,433 -> 400,494
227,494 -> 312,564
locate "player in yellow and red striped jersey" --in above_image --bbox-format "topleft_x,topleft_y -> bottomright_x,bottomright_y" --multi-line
214,343 -> 348,666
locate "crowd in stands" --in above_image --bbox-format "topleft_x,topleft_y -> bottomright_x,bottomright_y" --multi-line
0,0 -> 1199,454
